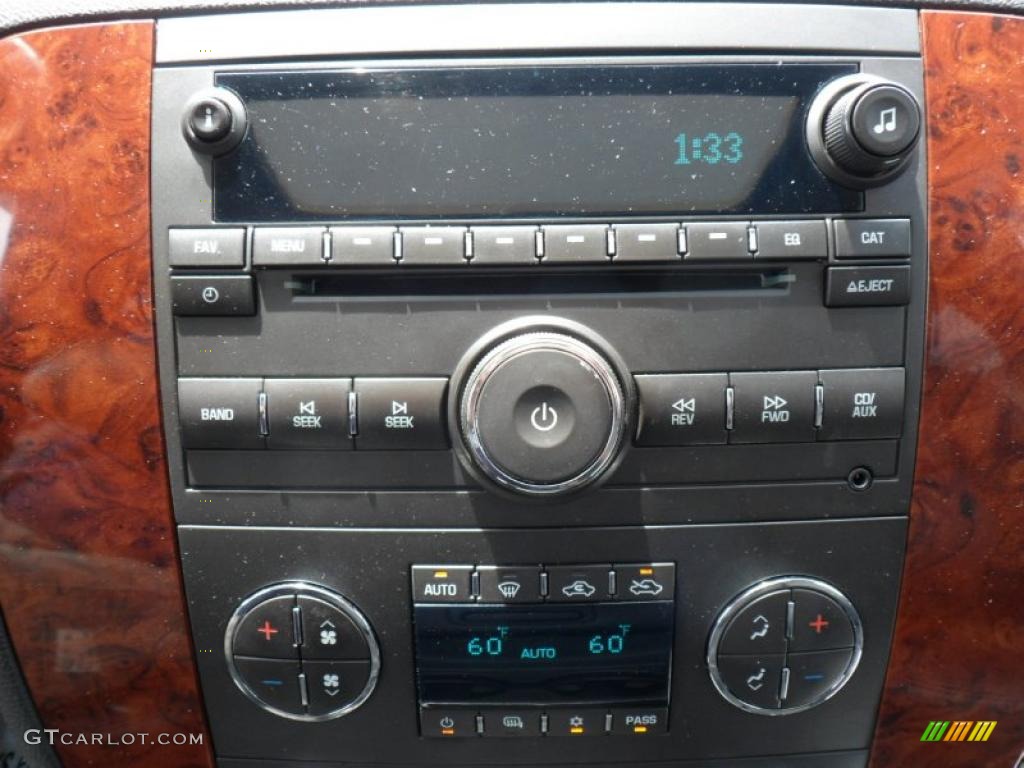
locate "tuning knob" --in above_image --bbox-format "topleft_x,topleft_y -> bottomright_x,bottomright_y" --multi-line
450,318 -> 634,498
807,76 -> 922,188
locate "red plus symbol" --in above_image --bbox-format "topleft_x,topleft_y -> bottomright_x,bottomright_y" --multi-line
808,614 -> 830,634
257,620 -> 279,641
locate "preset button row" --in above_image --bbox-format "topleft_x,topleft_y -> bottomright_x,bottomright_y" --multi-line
168,219 -> 910,268
412,563 -> 675,604
420,706 -> 668,738
635,367 -> 905,446
177,377 -> 447,451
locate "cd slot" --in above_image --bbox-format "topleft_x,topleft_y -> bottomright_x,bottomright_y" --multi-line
284,269 -> 792,301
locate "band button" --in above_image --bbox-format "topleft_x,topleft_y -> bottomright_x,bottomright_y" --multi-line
177,377 -> 263,450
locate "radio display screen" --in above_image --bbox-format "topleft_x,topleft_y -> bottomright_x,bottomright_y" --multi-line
214,64 -> 861,221
412,602 -> 674,705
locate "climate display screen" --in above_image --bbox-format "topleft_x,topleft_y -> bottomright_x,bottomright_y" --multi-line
214,64 -> 861,220
413,602 -> 674,705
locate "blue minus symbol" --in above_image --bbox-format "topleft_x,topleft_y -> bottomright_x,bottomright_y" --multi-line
261,679 -> 284,687
804,673 -> 825,682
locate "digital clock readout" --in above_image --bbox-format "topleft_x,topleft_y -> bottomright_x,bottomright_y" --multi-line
413,602 -> 674,705
674,132 -> 745,165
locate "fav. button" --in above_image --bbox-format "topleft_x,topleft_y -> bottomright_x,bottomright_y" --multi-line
169,227 -> 245,268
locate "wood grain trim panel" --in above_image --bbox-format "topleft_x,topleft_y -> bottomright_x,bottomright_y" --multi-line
870,11 -> 1024,767
0,22 -> 214,768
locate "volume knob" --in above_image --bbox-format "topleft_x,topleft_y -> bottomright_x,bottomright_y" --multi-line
451,318 -> 633,498
808,76 -> 922,188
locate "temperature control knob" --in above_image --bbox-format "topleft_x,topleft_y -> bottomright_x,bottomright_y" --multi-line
451,318 -> 634,498
807,76 -> 922,187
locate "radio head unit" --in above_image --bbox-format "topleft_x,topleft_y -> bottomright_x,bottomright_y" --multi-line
155,5 -> 925,764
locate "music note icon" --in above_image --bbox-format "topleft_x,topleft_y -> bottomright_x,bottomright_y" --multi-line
873,107 -> 897,135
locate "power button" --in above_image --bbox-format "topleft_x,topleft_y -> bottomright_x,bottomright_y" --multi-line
458,328 -> 628,496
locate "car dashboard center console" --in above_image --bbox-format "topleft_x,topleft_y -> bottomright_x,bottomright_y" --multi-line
151,5 -> 926,766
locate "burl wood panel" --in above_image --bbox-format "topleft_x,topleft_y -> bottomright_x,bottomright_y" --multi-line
870,11 -> 1024,768
0,23 -> 214,768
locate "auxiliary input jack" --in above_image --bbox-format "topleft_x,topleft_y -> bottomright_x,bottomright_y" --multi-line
847,467 -> 874,492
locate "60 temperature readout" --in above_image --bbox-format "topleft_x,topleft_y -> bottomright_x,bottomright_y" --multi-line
467,624 -> 633,661
674,131 -> 745,166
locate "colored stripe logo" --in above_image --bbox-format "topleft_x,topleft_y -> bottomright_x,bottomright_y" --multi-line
921,721 -> 996,742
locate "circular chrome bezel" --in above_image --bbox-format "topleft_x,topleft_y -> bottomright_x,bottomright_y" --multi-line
706,576 -> 864,717
224,582 -> 381,722
460,331 -> 626,497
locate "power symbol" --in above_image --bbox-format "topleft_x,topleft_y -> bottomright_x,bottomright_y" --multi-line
530,402 -> 558,432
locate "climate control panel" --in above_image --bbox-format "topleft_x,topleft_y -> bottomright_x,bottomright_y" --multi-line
707,578 -> 863,715
225,583 -> 380,721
